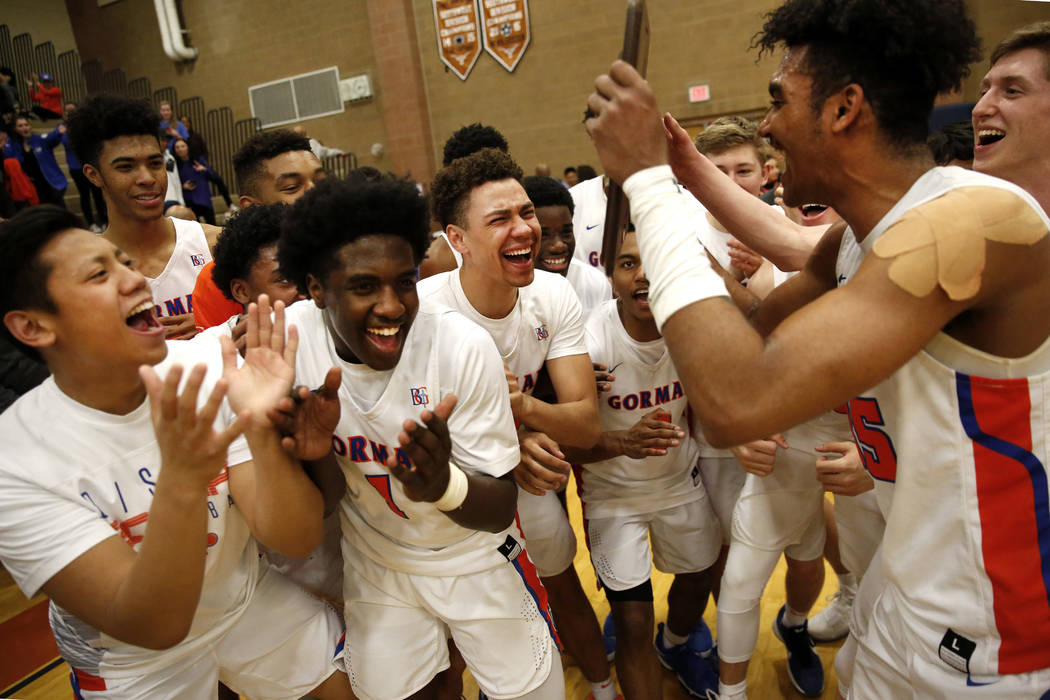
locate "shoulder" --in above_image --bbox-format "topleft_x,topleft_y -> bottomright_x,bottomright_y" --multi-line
201,223 -> 222,251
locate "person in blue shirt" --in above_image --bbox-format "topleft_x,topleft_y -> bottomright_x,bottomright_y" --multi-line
3,114 -> 66,207
171,137 -> 220,225
62,102 -> 106,231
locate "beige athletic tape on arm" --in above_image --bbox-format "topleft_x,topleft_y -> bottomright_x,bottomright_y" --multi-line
872,187 -> 1048,300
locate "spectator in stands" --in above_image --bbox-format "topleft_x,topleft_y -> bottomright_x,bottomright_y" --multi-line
3,114 -> 66,207
577,164 -> 598,181
563,166 -> 579,187
171,137 -> 225,225
25,73 -> 62,121
62,102 -> 107,232
291,124 -> 343,159
0,67 -> 17,134
0,130 -> 39,215
179,114 -> 236,216
158,100 -> 187,143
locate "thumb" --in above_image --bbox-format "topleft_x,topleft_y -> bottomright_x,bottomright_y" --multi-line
770,433 -> 789,450
433,393 -> 458,422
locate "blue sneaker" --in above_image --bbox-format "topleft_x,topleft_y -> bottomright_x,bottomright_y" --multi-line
602,612 -> 616,660
772,605 -> 824,697
655,622 -> 719,698
689,617 -> 714,658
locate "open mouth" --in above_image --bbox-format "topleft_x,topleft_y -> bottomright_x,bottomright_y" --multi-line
632,288 -> 650,308
125,300 -> 162,333
365,325 -> 403,354
502,246 -> 533,266
976,129 -> 1005,147
800,204 -> 828,222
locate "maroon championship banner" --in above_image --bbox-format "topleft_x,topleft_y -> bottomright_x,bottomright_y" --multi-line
480,0 -> 530,72
433,0 -> 482,81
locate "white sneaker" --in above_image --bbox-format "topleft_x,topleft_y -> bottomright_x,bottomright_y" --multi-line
808,587 -> 854,642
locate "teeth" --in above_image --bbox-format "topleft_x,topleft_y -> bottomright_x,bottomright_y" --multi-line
126,300 -> 153,319
368,327 -> 399,336
543,257 -> 566,266
504,247 -> 531,256
978,129 -> 1004,137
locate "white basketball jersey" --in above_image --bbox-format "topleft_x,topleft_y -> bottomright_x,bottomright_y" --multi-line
569,176 -> 607,268
149,217 -> 212,319
0,335 -> 254,679
837,166 -> 1050,676
580,299 -> 704,518
417,268 -> 588,396
566,258 -> 612,317
286,302 -> 522,576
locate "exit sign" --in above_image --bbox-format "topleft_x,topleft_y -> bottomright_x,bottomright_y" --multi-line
689,84 -> 711,102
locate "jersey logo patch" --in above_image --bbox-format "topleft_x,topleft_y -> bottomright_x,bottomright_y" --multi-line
535,324 -> 549,341
190,254 -> 206,266
410,387 -> 429,406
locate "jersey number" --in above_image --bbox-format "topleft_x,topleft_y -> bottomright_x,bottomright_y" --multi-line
366,474 -> 409,519
848,397 -> 898,482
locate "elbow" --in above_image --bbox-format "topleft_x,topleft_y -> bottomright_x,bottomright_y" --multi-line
694,401 -> 751,450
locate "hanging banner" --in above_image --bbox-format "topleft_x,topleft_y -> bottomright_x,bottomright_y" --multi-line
433,0 -> 482,81
481,0 -> 530,72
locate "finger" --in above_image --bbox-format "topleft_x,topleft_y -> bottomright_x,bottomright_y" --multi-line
431,393 -> 458,423
519,459 -> 567,490
139,365 -> 164,419
256,294 -> 273,346
178,363 -> 209,425
815,441 -> 854,453
597,382 -> 612,393
219,334 -> 237,374
244,301 -> 259,351
644,447 -> 669,456
513,467 -> 548,497
284,322 -> 298,368
592,363 -> 608,372
214,409 -> 250,449
320,367 -> 342,398
265,406 -> 296,436
528,432 -> 565,461
770,433 -> 789,450
197,376 -> 229,429
608,59 -> 642,86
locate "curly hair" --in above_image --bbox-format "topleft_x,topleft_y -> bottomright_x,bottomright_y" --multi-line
279,175 -> 430,292
441,123 -> 509,166
753,0 -> 981,148
233,129 -> 313,197
0,206 -> 86,360
431,148 -> 523,230
211,203 -> 288,302
522,175 -> 574,215
65,94 -> 161,167
693,116 -> 764,158
991,21 -> 1050,78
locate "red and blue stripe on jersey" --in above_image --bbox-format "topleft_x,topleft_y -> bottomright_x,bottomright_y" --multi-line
956,372 -> 1050,674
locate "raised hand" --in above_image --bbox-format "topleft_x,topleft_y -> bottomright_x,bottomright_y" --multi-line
221,294 -> 297,426
815,441 -> 875,496
139,362 -> 247,489
727,239 -> 763,278
731,434 -> 788,477
385,394 -> 458,503
514,429 -> 570,496
663,112 -> 706,184
616,408 -> 684,458
267,366 -> 342,460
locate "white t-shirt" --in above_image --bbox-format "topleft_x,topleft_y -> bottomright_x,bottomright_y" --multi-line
286,302 -> 521,576
417,269 -> 588,395
566,258 -> 612,317
150,217 -> 212,321
580,299 -> 704,518
0,335 -> 254,679
569,176 -> 607,268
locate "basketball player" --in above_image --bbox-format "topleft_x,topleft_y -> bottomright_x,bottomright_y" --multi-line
586,1 -> 1050,698
192,129 -> 326,331
421,149 -> 617,700
277,175 -> 565,700
0,206 -> 351,699
66,95 -> 218,340
568,230 -> 720,699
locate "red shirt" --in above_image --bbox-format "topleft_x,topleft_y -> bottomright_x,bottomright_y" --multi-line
29,84 -> 62,114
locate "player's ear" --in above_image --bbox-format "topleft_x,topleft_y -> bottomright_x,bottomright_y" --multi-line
306,273 -> 326,308
229,278 -> 252,306
827,83 -> 864,134
82,162 -> 104,189
4,310 -> 57,351
446,224 -> 468,255
239,194 -> 258,209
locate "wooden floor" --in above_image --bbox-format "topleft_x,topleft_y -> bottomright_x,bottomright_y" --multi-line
1,473 -> 843,700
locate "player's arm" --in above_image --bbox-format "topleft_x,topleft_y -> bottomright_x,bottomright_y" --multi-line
663,113 -> 825,272
516,352 -> 600,448
564,407 -> 685,464
39,364 -> 247,650
224,297 -> 324,557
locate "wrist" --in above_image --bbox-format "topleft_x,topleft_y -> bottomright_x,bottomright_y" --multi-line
434,463 -> 469,511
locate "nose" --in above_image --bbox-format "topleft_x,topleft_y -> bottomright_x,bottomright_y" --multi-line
374,284 -> 406,320
971,89 -> 995,123
119,259 -> 150,294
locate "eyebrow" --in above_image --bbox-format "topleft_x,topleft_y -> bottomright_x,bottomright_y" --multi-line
275,173 -> 305,183
110,153 -> 163,166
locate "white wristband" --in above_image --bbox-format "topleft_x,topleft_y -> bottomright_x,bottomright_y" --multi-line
434,462 -> 469,511
623,165 -> 729,330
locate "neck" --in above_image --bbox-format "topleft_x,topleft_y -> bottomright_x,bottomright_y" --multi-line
103,209 -> 174,256
49,362 -> 148,415
457,265 -> 519,318
830,149 -> 934,241
618,300 -> 661,342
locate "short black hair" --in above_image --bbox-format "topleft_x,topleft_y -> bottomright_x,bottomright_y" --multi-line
753,0 -> 981,149
0,206 -> 86,360
577,164 -> 598,181
212,203 -> 288,303
430,148 -> 523,230
442,123 -> 509,166
927,120 -> 974,165
523,175 -> 574,215
233,129 -> 313,197
563,166 -> 577,176
66,94 -> 161,167
279,175 -> 430,293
